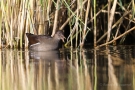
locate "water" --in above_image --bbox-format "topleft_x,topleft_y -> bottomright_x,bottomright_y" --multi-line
1,45 -> 135,90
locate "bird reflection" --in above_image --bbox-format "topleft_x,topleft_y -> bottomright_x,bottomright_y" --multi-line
29,50 -> 60,61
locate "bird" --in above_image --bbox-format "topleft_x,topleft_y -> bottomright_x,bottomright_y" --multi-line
26,30 -> 65,51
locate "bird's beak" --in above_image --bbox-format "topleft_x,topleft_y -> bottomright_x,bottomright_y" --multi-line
60,34 -> 66,42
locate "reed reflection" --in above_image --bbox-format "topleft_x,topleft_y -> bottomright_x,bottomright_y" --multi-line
1,46 -> 135,90
28,49 -> 92,90
1,49 -> 94,90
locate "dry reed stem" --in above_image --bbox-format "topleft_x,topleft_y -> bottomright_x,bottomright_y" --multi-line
114,18 -> 123,39
65,31 -> 80,47
51,0 -> 60,37
93,0 -> 97,47
0,48 -> 0,88
0,9 -> 2,48
75,0 -> 79,47
59,0 -> 88,30
19,0 -> 27,48
63,0 -> 88,47
1,0 -> 50,48
106,0 -> 117,42
88,4 -> 108,24
96,11 -> 131,44
124,17 -> 135,23
47,0 -> 52,21
96,26 -> 135,48
80,0 -> 90,47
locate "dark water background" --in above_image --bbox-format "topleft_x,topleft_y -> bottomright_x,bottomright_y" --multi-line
1,45 -> 135,90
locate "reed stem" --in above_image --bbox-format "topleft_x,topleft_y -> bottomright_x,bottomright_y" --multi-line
94,0 -> 97,47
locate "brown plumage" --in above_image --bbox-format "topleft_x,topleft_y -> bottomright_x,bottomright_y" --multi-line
26,30 -> 65,51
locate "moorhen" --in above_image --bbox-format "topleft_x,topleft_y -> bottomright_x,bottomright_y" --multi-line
26,30 -> 65,51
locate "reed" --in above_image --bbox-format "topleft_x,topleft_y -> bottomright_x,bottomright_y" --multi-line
0,9 -> 2,48
93,0 -> 96,47
0,0 -> 135,49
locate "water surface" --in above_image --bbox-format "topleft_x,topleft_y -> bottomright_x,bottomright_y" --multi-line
1,45 -> 135,90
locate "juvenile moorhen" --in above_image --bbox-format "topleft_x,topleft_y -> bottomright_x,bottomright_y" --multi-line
26,30 -> 65,51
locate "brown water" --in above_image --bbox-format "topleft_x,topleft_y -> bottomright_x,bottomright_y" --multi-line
1,45 -> 135,90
